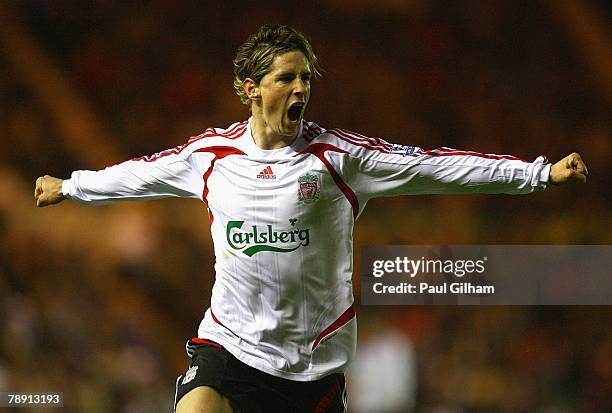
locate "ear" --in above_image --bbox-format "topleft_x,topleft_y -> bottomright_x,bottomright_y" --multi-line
243,78 -> 261,102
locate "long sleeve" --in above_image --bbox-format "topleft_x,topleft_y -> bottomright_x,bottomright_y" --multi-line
350,146 -> 551,200
310,127 -> 551,204
62,148 -> 207,205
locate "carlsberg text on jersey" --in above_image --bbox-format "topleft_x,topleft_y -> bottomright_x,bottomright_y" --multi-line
226,220 -> 310,256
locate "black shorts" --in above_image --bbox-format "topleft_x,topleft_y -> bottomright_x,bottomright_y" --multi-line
174,338 -> 347,413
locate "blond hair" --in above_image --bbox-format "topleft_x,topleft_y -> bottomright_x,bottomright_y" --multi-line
233,25 -> 322,108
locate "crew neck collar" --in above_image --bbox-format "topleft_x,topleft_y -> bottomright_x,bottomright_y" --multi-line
245,117 -> 306,156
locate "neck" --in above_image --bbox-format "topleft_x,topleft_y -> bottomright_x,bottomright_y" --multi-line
250,114 -> 298,150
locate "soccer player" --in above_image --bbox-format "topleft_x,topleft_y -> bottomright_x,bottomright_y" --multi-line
35,25 -> 587,413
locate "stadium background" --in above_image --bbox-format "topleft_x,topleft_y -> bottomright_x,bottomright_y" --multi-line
1,1 -> 610,412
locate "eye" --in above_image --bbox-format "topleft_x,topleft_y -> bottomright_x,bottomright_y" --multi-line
301,73 -> 311,82
278,75 -> 293,83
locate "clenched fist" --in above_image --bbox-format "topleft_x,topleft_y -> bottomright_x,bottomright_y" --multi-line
35,175 -> 66,207
549,152 -> 588,185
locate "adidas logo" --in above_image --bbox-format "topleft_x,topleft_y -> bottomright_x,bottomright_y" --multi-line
257,166 -> 276,180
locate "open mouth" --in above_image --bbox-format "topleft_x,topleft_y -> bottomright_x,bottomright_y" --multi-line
287,102 -> 304,123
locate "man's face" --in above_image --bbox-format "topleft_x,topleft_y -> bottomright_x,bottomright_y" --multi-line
254,50 -> 311,138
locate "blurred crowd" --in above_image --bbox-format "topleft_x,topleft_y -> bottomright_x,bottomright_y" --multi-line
1,1 -> 610,412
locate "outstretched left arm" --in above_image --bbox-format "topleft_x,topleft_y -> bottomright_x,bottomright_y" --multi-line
549,152 -> 588,185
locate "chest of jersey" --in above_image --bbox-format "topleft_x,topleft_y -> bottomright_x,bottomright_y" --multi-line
202,152 -> 356,263
205,154 -> 346,224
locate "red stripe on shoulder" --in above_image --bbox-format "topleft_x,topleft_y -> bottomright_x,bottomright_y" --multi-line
188,128 -> 216,142
129,121 -> 248,164
187,120 -> 248,145
218,121 -> 248,138
129,143 -> 191,163
326,129 -> 390,154
337,128 -> 392,149
198,122 -> 247,140
196,146 -> 246,221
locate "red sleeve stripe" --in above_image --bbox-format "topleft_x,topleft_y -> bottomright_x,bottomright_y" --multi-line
417,147 -> 527,162
326,130 -> 390,154
218,121 -> 249,138
312,303 -> 356,351
333,129 -> 390,150
333,128 -> 392,150
331,128 -> 393,151
129,121 -> 248,163
130,144 -> 191,162
193,121 -> 248,142
187,127 -> 216,142
435,146 -> 522,157
185,121 -> 247,145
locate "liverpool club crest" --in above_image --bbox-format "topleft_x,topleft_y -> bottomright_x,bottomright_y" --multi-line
298,172 -> 320,204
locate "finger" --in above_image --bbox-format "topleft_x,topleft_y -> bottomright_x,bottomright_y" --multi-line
37,195 -> 49,207
576,158 -> 588,176
570,153 -> 586,168
570,155 -> 579,168
34,177 -> 41,198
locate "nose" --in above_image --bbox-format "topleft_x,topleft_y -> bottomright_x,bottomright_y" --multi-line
293,78 -> 306,96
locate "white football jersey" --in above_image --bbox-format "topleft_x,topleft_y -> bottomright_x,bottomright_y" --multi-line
62,119 -> 551,381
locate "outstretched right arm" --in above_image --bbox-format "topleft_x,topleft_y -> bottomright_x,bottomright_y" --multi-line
35,145 -> 207,207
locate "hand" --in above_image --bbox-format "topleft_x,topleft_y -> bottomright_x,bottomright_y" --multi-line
35,175 -> 66,207
549,152 -> 588,185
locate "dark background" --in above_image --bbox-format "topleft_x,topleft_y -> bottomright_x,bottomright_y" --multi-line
1,1 -> 610,412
